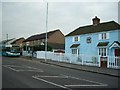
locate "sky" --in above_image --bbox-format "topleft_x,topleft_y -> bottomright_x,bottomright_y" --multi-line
0,0 -> 119,41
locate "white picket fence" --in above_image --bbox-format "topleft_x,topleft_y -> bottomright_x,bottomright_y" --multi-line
108,56 -> 120,69
22,51 -> 37,57
22,51 -> 120,69
36,51 -> 100,67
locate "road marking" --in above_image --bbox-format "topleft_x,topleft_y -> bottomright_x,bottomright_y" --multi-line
3,65 -> 19,72
65,84 -> 108,87
3,65 -> 44,72
32,76 -> 71,90
68,76 -> 107,86
60,74 -> 107,87
35,75 -> 68,78
7,66 -> 19,72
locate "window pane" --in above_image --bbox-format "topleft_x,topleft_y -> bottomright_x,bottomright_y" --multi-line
86,37 -> 91,43
104,48 -> 106,56
104,33 -> 106,39
98,48 -> 107,56
101,33 -> 107,40
72,49 -> 77,54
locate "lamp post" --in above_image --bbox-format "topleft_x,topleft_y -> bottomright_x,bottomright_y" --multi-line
44,1 -> 48,62
26,42 -> 29,56
6,34 -> 8,45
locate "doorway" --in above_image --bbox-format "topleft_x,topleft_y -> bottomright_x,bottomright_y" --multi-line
114,49 -> 120,66
115,49 -> 120,57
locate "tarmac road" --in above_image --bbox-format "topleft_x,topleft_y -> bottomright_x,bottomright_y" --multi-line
2,56 -> 119,90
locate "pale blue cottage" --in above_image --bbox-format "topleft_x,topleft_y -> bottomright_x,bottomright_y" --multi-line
65,16 -> 120,68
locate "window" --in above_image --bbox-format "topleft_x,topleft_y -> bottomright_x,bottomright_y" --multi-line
86,37 -> 91,43
73,36 -> 80,42
99,33 -> 109,40
41,39 -> 45,42
102,33 -> 107,39
98,48 -> 107,56
72,49 -> 78,54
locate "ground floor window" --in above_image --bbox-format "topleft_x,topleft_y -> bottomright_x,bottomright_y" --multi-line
72,49 -> 78,54
98,48 -> 107,56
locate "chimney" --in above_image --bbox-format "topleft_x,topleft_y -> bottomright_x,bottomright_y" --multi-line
92,16 -> 100,25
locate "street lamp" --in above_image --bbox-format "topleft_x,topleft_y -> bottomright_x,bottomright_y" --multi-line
44,1 -> 48,62
6,34 -> 8,45
26,42 -> 29,56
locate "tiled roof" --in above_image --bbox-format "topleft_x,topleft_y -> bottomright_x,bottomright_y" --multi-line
0,38 -> 15,44
11,37 -> 25,44
24,29 -> 60,42
66,21 -> 120,37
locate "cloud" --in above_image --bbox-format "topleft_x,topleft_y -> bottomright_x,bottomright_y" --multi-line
2,1 -> 118,40
1,0 -> 120,2
0,3 -> 2,41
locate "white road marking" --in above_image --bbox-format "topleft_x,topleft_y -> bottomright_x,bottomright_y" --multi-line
33,74 -> 107,88
69,76 -> 106,85
36,75 -> 68,78
3,65 -> 44,72
60,74 -> 107,87
7,66 -> 19,72
32,76 -> 71,90
67,76 -> 107,86
3,65 -> 23,72
65,84 -> 108,87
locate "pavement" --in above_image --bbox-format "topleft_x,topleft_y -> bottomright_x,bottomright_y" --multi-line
20,56 -> 120,77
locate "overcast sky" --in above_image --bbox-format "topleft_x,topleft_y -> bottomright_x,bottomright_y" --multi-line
1,0 -> 119,41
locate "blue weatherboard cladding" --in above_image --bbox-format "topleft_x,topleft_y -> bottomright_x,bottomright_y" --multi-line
65,30 -> 119,55
65,20 -> 120,57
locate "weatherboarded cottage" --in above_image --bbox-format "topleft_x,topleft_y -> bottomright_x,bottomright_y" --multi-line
65,16 -> 120,68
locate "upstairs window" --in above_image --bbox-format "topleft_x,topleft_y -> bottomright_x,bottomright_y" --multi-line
86,37 -> 92,43
99,33 -> 109,40
102,33 -> 107,39
73,36 -> 80,42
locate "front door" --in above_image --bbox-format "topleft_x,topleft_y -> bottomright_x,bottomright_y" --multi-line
114,49 -> 120,66
115,49 -> 120,57
100,57 -> 107,68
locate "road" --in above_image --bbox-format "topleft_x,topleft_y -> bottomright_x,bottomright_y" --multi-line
2,56 -> 119,89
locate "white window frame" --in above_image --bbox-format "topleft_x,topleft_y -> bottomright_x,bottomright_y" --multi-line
72,48 -> 78,55
99,33 -> 109,40
98,47 -> 107,57
73,36 -> 80,42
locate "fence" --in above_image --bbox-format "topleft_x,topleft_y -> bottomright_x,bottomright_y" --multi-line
22,51 -> 120,69
36,51 -> 100,67
108,56 -> 120,69
22,51 -> 37,57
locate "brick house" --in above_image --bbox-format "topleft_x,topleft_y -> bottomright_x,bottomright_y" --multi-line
11,37 -> 25,47
23,29 -> 65,52
11,37 -> 25,54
